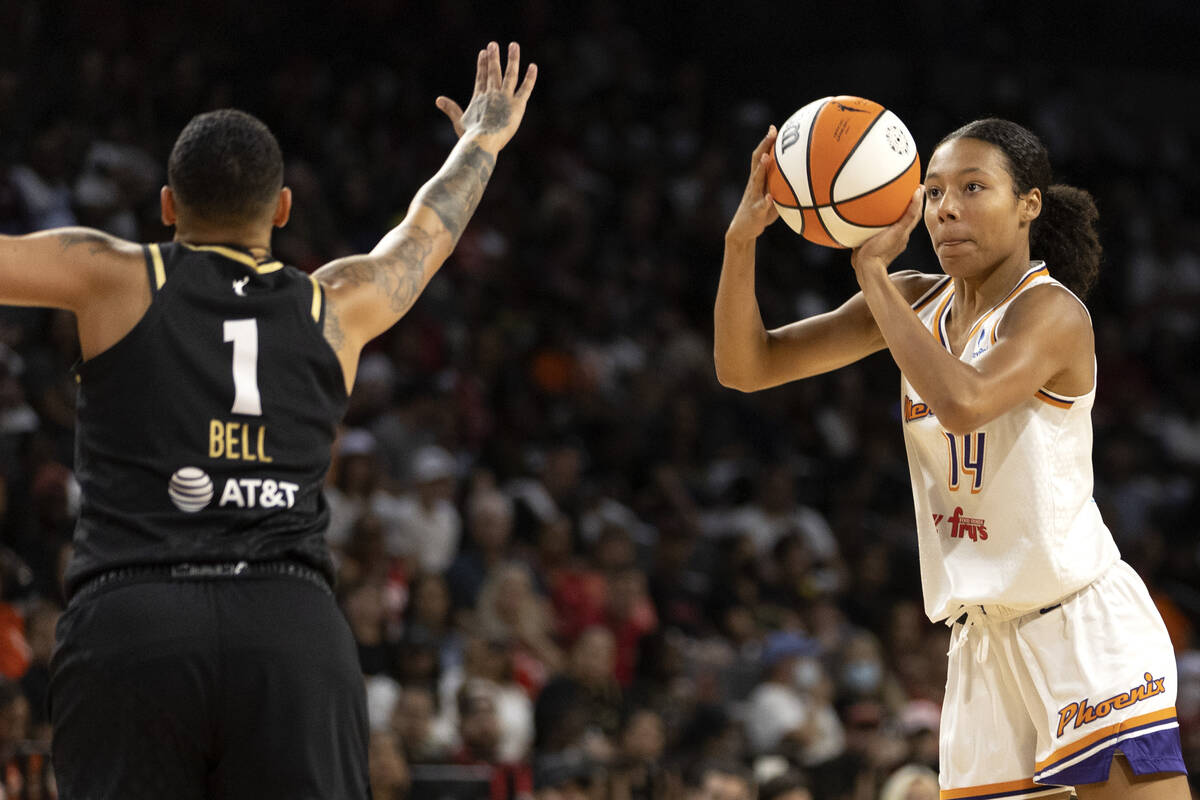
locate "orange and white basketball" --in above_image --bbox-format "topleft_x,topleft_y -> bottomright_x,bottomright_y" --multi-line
767,95 -> 920,248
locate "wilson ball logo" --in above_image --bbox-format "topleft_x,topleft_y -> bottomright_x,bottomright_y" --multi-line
169,467 -> 214,512
885,125 -> 910,156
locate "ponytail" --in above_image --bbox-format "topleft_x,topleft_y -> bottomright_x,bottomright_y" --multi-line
1031,184 -> 1101,299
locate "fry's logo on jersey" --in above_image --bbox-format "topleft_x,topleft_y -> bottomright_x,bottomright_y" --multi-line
1056,673 -> 1167,738
933,507 -> 988,541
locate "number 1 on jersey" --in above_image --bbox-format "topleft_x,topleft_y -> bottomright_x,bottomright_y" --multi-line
224,319 -> 262,416
945,431 -> 986,493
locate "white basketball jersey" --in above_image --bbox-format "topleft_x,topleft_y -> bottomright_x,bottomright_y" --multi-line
901,263 -> 1120,622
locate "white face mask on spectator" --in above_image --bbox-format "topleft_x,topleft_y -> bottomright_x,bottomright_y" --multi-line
792,657 -> 821,691
842,660 -> 883,693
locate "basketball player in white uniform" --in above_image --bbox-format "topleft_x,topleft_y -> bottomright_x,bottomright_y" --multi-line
714,119 -> 1188,800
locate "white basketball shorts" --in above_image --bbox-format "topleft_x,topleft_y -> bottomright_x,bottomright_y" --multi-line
938,559 -> 1186,799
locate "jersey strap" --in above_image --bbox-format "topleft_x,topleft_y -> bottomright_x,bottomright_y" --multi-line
307,275 -> 323,324
143,243 -> 167,294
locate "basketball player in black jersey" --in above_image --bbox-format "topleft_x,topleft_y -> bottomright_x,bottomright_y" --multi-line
0,42 -> 535,799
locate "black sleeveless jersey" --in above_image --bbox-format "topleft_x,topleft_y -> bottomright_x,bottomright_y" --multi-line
65,241 -> 348,596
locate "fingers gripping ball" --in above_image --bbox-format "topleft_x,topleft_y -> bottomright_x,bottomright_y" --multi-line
767,95 -> 920,248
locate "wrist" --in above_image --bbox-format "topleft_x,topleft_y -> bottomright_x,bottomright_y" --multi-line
461,129 -> 504,155
851,251 -> 888,278
724,230 -> 758,249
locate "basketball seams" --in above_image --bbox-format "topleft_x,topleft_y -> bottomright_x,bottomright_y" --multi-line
829,151 -> 920,227
802,103 -> 822,219
833,151 -> 918,208
772,137 -> 803,211
804,100 -> 844,248
827,107 -> 887,211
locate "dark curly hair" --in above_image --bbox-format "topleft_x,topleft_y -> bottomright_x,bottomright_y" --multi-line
936,118 -> 1101,299
167,109 -> 283,224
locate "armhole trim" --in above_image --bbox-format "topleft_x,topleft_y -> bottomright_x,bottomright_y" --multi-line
148,243 -> 166,291
308,274 -> 323,323
911,275 -> 952,312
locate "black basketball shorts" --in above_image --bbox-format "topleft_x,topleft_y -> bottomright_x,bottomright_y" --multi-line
49,575 -> 370,799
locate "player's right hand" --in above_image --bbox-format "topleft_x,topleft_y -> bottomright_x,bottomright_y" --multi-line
726,127 -> 780,243
436,42 -> 537,152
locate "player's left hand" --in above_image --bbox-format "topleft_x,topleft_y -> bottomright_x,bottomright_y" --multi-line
435,41 -> 537,152
851,186 -> 924,277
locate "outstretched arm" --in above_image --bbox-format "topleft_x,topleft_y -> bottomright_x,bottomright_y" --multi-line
315,42 -> 536,389
0,228 -> 143,312
0,228 -> 150,359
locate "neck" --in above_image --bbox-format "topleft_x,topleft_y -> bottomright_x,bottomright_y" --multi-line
951,248 -> 1034,322
173,220 -> 274,254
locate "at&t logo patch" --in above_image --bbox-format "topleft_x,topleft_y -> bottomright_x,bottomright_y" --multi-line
169,467 -> 214,512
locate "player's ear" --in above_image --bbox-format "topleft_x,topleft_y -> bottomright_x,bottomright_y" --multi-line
1019,187 -> 1042,224
273,187 -> 292,229
161,186 -> 178,227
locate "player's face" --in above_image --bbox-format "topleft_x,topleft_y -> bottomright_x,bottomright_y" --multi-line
923,137 -> 1031,278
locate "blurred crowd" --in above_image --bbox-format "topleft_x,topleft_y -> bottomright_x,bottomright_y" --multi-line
1,1 -> 1198,798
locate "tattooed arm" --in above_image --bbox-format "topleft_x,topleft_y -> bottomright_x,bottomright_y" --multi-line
0,228 -> 149,358
315,41 -> 537,389
0,228 -> 143,311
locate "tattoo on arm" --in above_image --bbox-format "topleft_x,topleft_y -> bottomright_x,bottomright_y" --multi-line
323,227 -> 436,317
375,229 -> 435,314
57,230 -> 114,256
422,143 -> 496,243
318,141 -> 494,340
323,301 -> 346,351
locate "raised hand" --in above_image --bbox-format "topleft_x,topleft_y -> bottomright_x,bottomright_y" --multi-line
726,127 -> 781,243
851,186 -> 925,277
435,42 -> 537,151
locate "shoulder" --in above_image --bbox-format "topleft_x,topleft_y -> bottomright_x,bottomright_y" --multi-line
53,228 -> 148,309
1002,282 -> 1092,339
890,270 -> 948,305
61,228 -> 146,277
53,227 -> 142,255
52,228 -> 145,273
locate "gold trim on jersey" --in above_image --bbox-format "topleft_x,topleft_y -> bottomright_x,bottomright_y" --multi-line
181,242 -> 283,274
149,243 -> 166,289
308,275 -> 322,322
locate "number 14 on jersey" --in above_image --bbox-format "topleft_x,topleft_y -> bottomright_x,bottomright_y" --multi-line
945,431 -> 986,493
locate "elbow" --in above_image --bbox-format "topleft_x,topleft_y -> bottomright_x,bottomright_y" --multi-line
931,398 -> 986,435
713,357 -> 757,393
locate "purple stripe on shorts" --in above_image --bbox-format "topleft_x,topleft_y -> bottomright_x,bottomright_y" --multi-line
1036,726 -> 1186,787
958,787 -> 1061,800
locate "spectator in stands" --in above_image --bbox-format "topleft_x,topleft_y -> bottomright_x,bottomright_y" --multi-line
453,678 -> 534,800
340,578 -> 402,679
534,626 -> 622,760
477,562 -> 563,690
368,728 -> 410,800
744,631 -> 817,758
391,683 -> 452,764
388,444 -> 462,575
447,486 -> 517,612
697,761 -> 754,800
878,763 -> 939,800
757,770 -> 812,800
17,600 -> 57,746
